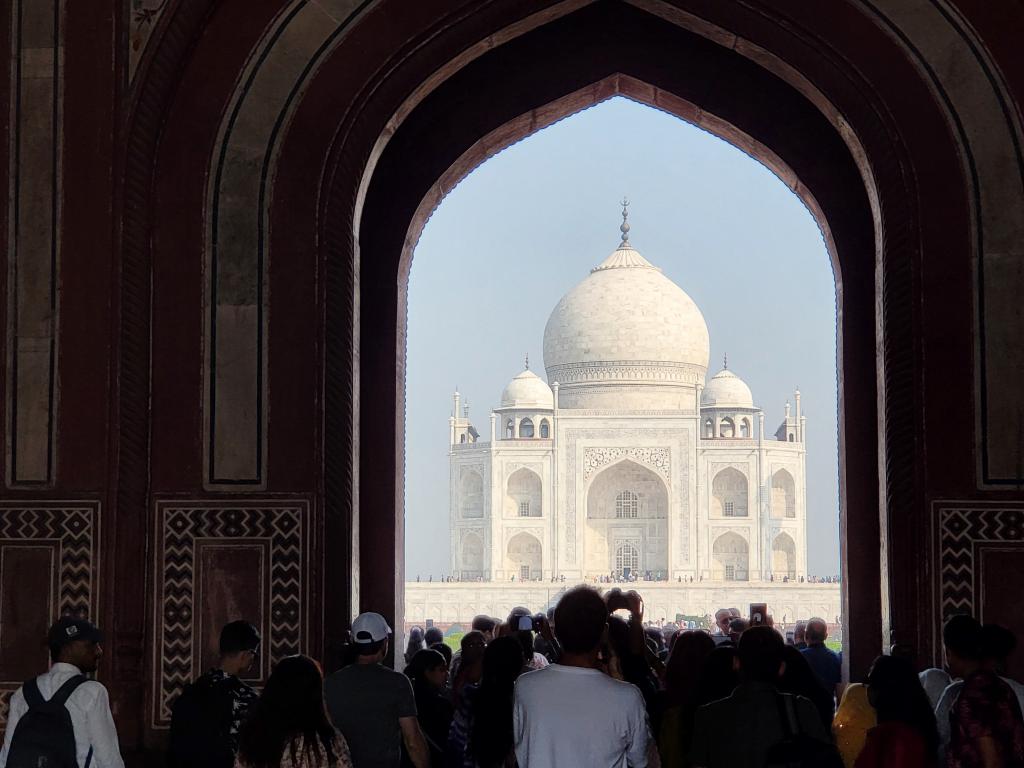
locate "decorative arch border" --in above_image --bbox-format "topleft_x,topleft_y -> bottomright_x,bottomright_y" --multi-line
583,455 -> 672,518
583,446 -> 671,482
119,0 -> 1024,700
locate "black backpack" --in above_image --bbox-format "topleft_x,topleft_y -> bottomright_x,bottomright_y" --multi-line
6,674 -> 91,768
763,692 -> 844,768
168,676 -> 235,768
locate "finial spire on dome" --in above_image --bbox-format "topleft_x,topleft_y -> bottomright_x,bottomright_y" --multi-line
619,196 -> 630,246
525,353 -> 530,370
723,353 -> 728,370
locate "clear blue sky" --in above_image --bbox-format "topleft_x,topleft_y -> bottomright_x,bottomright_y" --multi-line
405,97 -> 840,579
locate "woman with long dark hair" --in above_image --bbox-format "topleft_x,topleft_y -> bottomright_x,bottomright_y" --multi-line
854,655 -> 937,768
446,636 -> 524,768
694,646 -> 738,707
658,630 -> 715,767
404,648 -> 453,766
406,627 -> 426,666
235,655 -> 351,768
779,644 -> 836,732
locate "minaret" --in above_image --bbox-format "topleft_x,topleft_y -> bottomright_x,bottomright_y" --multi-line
795,388 -> 804,442
449,388 -> 459,445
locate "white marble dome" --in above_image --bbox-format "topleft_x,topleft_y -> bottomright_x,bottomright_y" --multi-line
543,242 -> 710,402
500,368 -> 554,409
701,367 -> 755,408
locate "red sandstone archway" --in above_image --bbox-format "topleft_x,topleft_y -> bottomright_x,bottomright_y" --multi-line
322,2 -> 919,681
118,0 -> 1014,751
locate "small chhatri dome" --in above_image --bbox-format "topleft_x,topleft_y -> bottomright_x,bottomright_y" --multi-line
501,368 -> 554,409
701,365 -> 755,408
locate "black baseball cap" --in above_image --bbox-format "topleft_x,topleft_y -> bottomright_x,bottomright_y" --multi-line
48,617 -> 104,649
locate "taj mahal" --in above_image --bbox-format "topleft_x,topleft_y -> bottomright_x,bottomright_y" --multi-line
445,206 -> 810,586
404,206 -> 839,628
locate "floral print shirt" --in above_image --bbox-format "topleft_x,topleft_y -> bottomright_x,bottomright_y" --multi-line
948,669 -> 1024,768
235,731 -> 353,768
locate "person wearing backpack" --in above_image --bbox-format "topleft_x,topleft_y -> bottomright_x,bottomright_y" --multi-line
168,620 -> 262,768
689,625 -> 838,768
0,616 -> 124,768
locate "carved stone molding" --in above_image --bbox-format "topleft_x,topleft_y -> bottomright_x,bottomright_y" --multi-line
584,447 -> 670,481
506,462 -> 542,475
709,461 -> 750,477
547,360 -> 705,385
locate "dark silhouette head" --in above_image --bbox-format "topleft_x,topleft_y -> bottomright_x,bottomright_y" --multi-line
696,646 -> 739,705
737,626 -> 785,683
237,655 -> 338,768
471,615 -> 497,640
424,627 -> 444,646
943,614 -> 982,678
805,618 -> 828,645
48,617 -> 104,672
405,648 -> 448,690
779,645 -> 822,698
553,586 -> 608,654
404,626 -> 425,664
664,630 -> 716,706
793,620 -> 807,644
429,641 -> 452,668
866,655 -> 938,755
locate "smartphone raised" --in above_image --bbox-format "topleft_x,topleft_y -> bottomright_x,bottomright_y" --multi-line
749,603 -> 768,626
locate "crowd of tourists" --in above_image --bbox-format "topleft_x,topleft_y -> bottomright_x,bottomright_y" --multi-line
0,590 -> 1022,768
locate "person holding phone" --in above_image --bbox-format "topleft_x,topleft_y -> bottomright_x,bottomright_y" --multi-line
507,607 -> 550,672
513,586 -> 652,767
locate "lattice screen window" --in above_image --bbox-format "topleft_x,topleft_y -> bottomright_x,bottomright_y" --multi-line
616,491 -> 639,519
518,501 -> 530,517
724,501 -> 735,516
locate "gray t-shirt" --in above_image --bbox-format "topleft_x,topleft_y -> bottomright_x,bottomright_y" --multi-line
325,663 -> 417,768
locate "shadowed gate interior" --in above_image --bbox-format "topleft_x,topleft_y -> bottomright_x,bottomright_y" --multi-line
2,0 -> 1023,758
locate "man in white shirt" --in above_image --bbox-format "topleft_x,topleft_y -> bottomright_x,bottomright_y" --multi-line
0,617 -> 124,768
513,586 -> 651,768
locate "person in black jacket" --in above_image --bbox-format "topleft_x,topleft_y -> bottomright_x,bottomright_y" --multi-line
404,649 -> 453,767
169,621 -> 261,768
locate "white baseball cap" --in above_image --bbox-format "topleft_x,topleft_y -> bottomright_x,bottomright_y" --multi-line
352,612 -> 392,644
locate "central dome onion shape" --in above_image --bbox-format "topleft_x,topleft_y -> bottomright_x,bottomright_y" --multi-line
542,240 -> 710,410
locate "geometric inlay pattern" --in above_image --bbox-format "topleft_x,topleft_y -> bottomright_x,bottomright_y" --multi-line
152,500 -> 308,728
936,503 -> 1024,622
0,502 -> 99,735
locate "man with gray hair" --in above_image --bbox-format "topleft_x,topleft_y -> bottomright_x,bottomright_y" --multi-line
800,617 -> 842,704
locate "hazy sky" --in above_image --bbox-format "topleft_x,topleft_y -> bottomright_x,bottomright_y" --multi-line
405,97 -> 840,579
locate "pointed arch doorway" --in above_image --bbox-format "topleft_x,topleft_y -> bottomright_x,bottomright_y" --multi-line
345,3 -> 887,676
